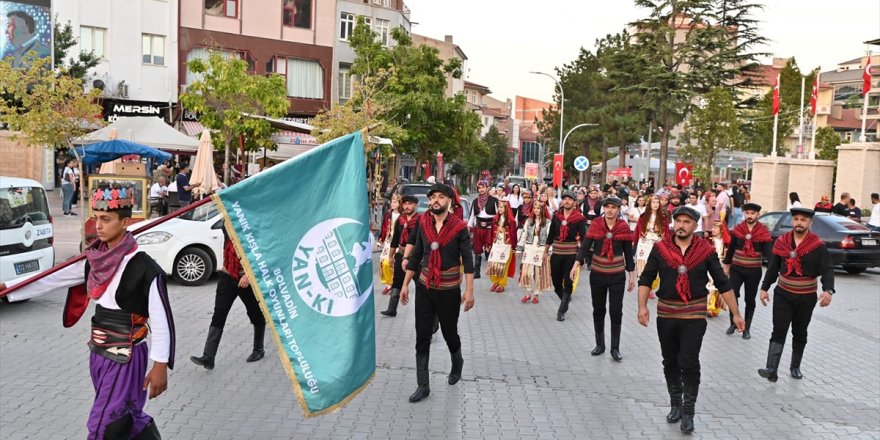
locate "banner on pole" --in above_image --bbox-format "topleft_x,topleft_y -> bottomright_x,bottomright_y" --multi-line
524,162 -> 539,180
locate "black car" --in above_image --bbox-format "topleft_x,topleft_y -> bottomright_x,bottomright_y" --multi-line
758,211 -> 880,274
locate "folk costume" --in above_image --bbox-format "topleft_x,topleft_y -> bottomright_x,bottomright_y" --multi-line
406,183 -> 475,402
487,199 -> 518,292
758,207 -> 834,382
381,195 -> 420,317
638,206 -> 731,433
722,203 -> 772,339
634,209 -> 668,297
4,187 -> 174,439
579,198 -> 634,360
545,191 -> 587,321
467,181 -> 499,278
379,208 -> 401,288
705,223 -> 730,317
516,212 -> 552,303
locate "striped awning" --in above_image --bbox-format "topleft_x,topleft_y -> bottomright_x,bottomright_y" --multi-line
180,120 -> 206,137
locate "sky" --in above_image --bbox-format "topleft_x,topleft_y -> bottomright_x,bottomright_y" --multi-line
406,0 -> 880,103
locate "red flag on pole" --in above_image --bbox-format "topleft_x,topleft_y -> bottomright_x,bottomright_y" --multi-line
552,153 -> 564,188
863,57 -> 873,96
772,75 -> 781,115
674,162 -> 693,186
810,76 -> 819,116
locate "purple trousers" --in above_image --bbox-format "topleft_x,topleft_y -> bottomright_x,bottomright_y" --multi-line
87,343 -> 152,439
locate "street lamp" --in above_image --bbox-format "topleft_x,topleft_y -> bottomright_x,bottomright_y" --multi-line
561,123 -> 599,157
530,71 -> 564,155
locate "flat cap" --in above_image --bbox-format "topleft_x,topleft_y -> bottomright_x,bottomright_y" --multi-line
790,207 -> 815,218
400,195 -> 419,204
427,183 -> 455,199
672,206 -> 701,221
602,197 -> 623,208
742,202 -> 761,212
561,191 -> 577,200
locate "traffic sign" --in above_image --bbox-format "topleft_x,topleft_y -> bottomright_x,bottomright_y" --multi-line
573,156 -> 590,172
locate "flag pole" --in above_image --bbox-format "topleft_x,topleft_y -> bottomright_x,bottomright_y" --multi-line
860,51 -> 872,142
798,76 -> 805,157
810,70 -> 820,159
772,74 -> 780,157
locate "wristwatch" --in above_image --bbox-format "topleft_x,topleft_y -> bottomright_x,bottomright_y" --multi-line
826,289 -> 835,295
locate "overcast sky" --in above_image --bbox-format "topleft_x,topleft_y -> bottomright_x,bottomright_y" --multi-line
406,0 -> 880,103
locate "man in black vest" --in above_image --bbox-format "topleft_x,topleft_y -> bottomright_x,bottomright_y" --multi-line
468,180 -> 498,278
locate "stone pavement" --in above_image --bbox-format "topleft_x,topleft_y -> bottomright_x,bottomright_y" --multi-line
1,248 -> 879,438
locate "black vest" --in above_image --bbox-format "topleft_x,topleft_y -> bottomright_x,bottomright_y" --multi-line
84,252 -> 164,317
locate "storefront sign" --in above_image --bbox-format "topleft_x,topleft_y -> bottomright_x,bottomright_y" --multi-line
102,99 -> 170,123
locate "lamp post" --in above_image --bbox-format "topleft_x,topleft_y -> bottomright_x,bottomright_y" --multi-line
562,123 -> 599,185
530,71 -> 564,155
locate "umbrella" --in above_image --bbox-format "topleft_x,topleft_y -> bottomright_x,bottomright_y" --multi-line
72,139 -> 172,166
189,129 -> 221,198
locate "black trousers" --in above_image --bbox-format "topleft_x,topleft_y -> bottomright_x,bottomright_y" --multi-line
391,253 -> 406,290
550,254 -> 577,298
415,284 -> 461,355
729,265 -> 761,316
770,289 -> 817,350
210,272 -> 266,329
658,318 -> 707,415
589,271 -> 625,332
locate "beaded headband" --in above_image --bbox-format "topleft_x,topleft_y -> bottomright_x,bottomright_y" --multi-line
91,186 -> 136,211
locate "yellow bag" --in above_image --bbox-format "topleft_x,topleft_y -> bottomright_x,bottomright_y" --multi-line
707,291 -> 723,317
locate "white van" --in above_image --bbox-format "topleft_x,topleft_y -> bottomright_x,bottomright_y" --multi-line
0,177 -> 54,299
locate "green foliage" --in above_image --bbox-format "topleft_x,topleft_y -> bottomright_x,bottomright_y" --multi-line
482,126 -> 511,175
744,59 -> 814,155
814,126 -> 843,160
53,20 -> 100,80
680,87 -> 742,179
180,51 -> 289,184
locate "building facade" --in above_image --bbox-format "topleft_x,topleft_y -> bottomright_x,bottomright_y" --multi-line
512,95 -> 552,176
411,33 -> 467,98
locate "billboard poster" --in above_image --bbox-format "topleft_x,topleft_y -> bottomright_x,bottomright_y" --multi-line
523,162 -> 539,180
1,0 -> 52,69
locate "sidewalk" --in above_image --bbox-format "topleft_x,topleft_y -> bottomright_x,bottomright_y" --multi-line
46,186 -> 84,262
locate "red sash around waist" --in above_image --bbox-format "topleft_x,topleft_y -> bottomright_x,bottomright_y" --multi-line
731,249 -> 763,268
777,275 -> 818,295
591,254 -> 625,274
657,297 -> 708,320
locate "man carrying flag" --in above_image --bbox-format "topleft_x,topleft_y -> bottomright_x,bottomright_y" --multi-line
400,182 -> 475,403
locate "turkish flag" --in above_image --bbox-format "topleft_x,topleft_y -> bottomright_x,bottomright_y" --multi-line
771,76 -> 780,115
810,76 -> 819,116
675,162 -> 693,186
864,56 -> 873,96
552,153 -> 564,188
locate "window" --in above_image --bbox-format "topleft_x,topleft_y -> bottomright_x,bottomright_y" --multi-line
283,0 -> 312,29
80,26 -> 106,59
375,19 -> 390,46
362,17 -> 372,29
142,34 -> 165,65
270,57 -> 324,99
205,0 -> 237,17
338,67 -> 353,102
340,12 -> 355,40
187,47 -> 250,83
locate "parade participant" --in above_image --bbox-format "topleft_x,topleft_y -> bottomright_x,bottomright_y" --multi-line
517,202 -> 552,304
400,183 -> 475,403
468,180 -> 499,278
487,197 -> 517,292
723,202 -> 772,339
545,191 -> 587,321
380,195 -> 420,317
628,195 -> 646,231
582,187 -> 601,225
517,190 -> 534,228
572,197 -> 635,361
634,195 -> 668,299
758,207 -> 834,382
637,206 -> 744,433
686,193 -> 708,238
0,186 -> 174,439
705,221 -> 730,317
509,184 -> 524,219
378,195 -> 402,294
191,225 -> 267,370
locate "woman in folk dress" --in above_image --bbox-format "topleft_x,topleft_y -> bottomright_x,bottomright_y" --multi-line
378,195 -> 401,295
487,198 -> 518,292
705,220 -> 730,317
634,195 -> 668,299
516,202 -> 552,303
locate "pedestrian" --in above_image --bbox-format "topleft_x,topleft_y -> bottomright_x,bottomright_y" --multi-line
582,187 -> 601,225
545,186 -> 560,213
176,163 -> 193,207
545,191 -> 587,321
516,202 -> 552,304
634,195 -> 668,299
629,195 -> 647,231
400,183 -> 475,403
847,198 -> 862,223
637,205 -> 744,433
378,195 -> 402,295
467,180 -> 499,279
149,176 -> 169,217
686,193 -> 707,238
191,225 -> 266,370
62,158 -> 78,216
487,197 -> 517,293
814,195 -> 833,213
758,207 -> 835,382
0,186 -> 175,439
788,192 -> 802,209
722,202 -> 772,340
869,193 -> 880,232
71,164 -> 81,208
703,192 -> 720,233
572,196 -> 635,361
728,189 -> 744,228
832,193 -> 850,216
380,195 -> 420,317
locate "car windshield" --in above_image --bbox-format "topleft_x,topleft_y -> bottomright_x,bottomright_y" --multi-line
179,201 -> 221,222
0,186 -> 50,229
821,215 -> 870,232
403,185 -> 430,196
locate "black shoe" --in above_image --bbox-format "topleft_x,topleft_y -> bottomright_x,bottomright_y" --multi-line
246,349 -> 264,362
757,367 -> 778,382
448,350 -> 463,385
758,341 -> 784,383
409,354 -> 431,403
790,367 -> 803,379
666,406 -> 682,423
191,326 -> 222,370
725,324 -> 736,335
680,414 -> 694,433
190,355 -> 215,370
132,420 -> 161,440
610,348 -> 623,362
69,211 -> 78,216
557,312 -> 565,322
380,289 -> 400,317
473,256 -> 482,279
590,345 -> 605,356
246,323 -> 265,362
742,329 -> 751,340
790,344 -> 804,379
591,331 -> 605,355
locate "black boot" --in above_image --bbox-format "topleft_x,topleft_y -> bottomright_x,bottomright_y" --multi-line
757,342 -> 784,383
190,326 -> 222,370
742,308 -> 755,340
725,312 -> 736,335
409,354 -> 431,402
132,419 -> 161,440
380,288 -> 400,317
591,320 -> 605,355
557,292 -> 571,321
448,349 -> 463,385
473,255 -> 482,279
609,322 -> 622,361
665,373 -> 683,423
790,342 -> 805,379
681,381 -> 699,433
246,322 -> 265,362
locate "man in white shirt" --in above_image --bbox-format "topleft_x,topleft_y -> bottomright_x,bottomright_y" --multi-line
688,193 -> 708,237
150,177 -> 169,216
869,193 -> 880,232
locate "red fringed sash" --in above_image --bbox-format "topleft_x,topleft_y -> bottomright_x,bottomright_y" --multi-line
586,218 -> 632,259
420,213 -> 467,289
773,231 -> 823,276
731,222 -> 771,258
655,235 -> 716,303
556,208 -> 585,240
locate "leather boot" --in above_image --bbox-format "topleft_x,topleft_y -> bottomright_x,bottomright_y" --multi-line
609,322 -> 622,361
757,342 -> 784,383
380,288 -> 400,317
681,381 -> 699,433
742,307 -> 755,340
591,319 -> 605,355
473,255 -> 482,279
665,373 -> 683,423
790,342 -> 805,379
132,419 -> 161,440
557,291 -> 571,321
448,349 -> 463,385
409,354 -> 431,402
246,322 -> 265,362
725,312 -> 736,335
191,326 -> 222,370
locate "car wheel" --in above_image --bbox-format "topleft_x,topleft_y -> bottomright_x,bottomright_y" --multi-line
173,247 -> 214,286
843,266 -> 867,275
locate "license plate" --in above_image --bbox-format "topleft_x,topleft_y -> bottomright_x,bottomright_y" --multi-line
862,239 -> 877,246
14,259 -> 40,275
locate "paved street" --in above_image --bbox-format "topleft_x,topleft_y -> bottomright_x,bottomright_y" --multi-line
0,190 -> 877,439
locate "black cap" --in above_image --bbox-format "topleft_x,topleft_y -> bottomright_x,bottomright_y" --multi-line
742,202 -> 761,212
672,206 -> 701,221
561,190 -> 577,200
427,183 -> 455,199
602,197 -> 622,208
400,195 -> 419,204
790,207 -> 815,218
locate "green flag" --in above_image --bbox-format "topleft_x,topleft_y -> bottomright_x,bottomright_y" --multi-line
214,131 -> 376,417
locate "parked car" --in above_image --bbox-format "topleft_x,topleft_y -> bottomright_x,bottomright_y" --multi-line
132,201 -> 224,286
496,175 -> 528,189
758,211 -> 880,274
0,177 -> 54,302
383,183 -> 433,214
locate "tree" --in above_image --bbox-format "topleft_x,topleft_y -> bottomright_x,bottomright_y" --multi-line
180,51 -> 289,185
0,57 -> 104,236
814,126 -> 844,161
482,126 -> 510,175
744,59 -> 815,155
680,87 -> 742,180
53,20 -> 100,80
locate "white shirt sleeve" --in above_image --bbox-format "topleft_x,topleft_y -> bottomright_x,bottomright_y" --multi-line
147,277 -> 171,364
5,260 -> 86,302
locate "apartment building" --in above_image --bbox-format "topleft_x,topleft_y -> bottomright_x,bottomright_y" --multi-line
411,33 -> 467,98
